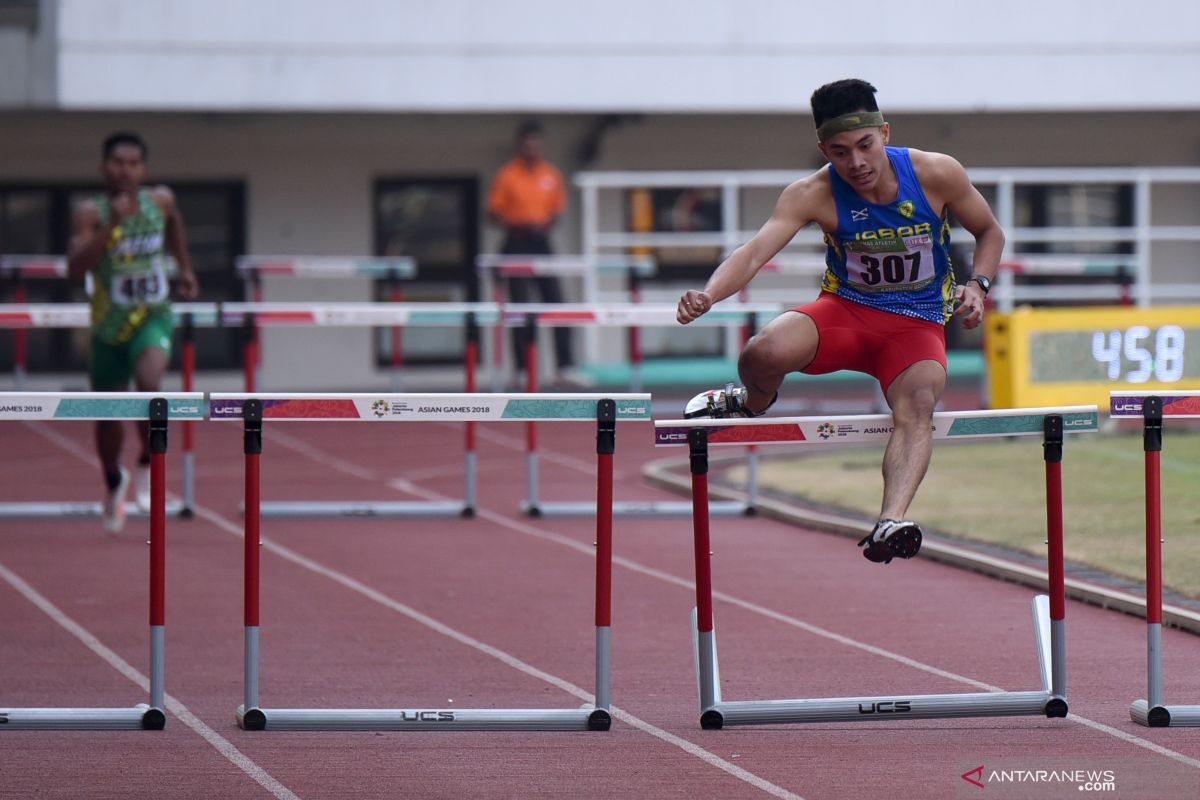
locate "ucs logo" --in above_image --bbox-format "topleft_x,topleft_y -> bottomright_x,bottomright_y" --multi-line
398,710 -> 455,722
857,700 -> 911,714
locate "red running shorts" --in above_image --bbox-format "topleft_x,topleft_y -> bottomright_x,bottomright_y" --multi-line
791,292 -> 947,394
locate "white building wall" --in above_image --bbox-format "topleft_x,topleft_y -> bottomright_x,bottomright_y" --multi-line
52,0 -> 1200,112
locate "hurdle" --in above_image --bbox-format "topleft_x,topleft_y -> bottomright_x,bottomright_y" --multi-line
475,254 -> 657,393
209,391 -> 651,731
215,301 -> 499,394
0,391 -> 203,730
235,256 -> 418,391
0,305 -> 212,518
1111,391 -> 1200,727
507,301 -> 780,518
215,303 -> 498,517
655,405 -> 1099,728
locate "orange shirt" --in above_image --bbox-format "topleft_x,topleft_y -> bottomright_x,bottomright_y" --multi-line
487,157 -> 566,228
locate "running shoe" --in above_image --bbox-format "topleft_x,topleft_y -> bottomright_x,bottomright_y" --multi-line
683,382 -> 776,419
135,464 -> 152,513
102,468 -> 130,535
858,519 -> 923,564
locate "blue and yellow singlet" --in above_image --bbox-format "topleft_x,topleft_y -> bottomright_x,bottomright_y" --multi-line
820,146 -> 956,324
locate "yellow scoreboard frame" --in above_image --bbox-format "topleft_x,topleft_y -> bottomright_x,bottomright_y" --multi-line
985,305 -> 1200,408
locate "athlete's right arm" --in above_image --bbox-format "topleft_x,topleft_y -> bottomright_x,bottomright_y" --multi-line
66,201 -> 109,283
677,177 -> 819,324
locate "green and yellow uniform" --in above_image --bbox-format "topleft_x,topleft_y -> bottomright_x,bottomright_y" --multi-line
89,190 -> 175,390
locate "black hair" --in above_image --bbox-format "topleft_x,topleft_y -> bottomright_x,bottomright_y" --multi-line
102,131 -> 148,161
810,79 -> 880,129
516,120 -> 544,141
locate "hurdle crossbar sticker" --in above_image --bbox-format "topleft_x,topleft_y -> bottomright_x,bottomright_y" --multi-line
1110,391 -> 1200,419
0,392 -> 205,421
209,393 -> 652,422
654,406 -> 1099,446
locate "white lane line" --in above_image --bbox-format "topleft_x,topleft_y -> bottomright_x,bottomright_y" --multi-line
263,428 -> 377,480
0,560 -> 302,800
191,503 -> 804,800
467,423 -> 627,477
27,421 -> 801,799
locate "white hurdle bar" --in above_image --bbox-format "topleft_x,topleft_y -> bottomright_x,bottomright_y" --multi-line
655,405 -> 1099,729
1112,391 -> 1200,727
210,391 -> 651,731
506,302 -> 780,518
0,391 -> 204,730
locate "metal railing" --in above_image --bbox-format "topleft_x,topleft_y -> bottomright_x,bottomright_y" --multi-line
576,166 -> 1200,311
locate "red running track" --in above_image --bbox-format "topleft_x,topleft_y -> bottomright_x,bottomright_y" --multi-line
2,405 -> 1200,799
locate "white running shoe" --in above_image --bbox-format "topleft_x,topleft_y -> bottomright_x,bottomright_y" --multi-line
684,382 -> 776,419
135,464 -> 152,512
102,468 -> 130,535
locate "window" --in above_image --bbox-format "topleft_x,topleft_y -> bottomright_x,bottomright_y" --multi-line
373,177 -> 479,365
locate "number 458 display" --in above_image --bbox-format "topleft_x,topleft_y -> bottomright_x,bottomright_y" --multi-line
1092,325 -> 1186,383
985,306 -> 1200,408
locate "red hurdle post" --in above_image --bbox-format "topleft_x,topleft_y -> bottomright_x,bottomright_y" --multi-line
241,398 -> 266,730
13,280 -> 27,388
687,427 -> 722,726
689,428 -> 714,634
524,313 -> 541,515
1144,397 -> 1163,633
242,313 -> 258,393
592,399 -> 616,727
491,281 -> 506,392
1142,396 -> 1166,719
180,312 -> 196,517
463,313 -> 479,517
145,398 -> 169,728
1043,413 -> 1068,712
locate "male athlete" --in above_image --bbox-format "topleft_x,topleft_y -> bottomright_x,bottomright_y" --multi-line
677,79 -> 1004,565
68,131 -> 199,533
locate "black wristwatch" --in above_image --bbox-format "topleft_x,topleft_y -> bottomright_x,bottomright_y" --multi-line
966,274 -> 991,295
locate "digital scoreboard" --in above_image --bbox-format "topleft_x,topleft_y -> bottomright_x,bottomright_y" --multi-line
985,305 -> 1200,408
